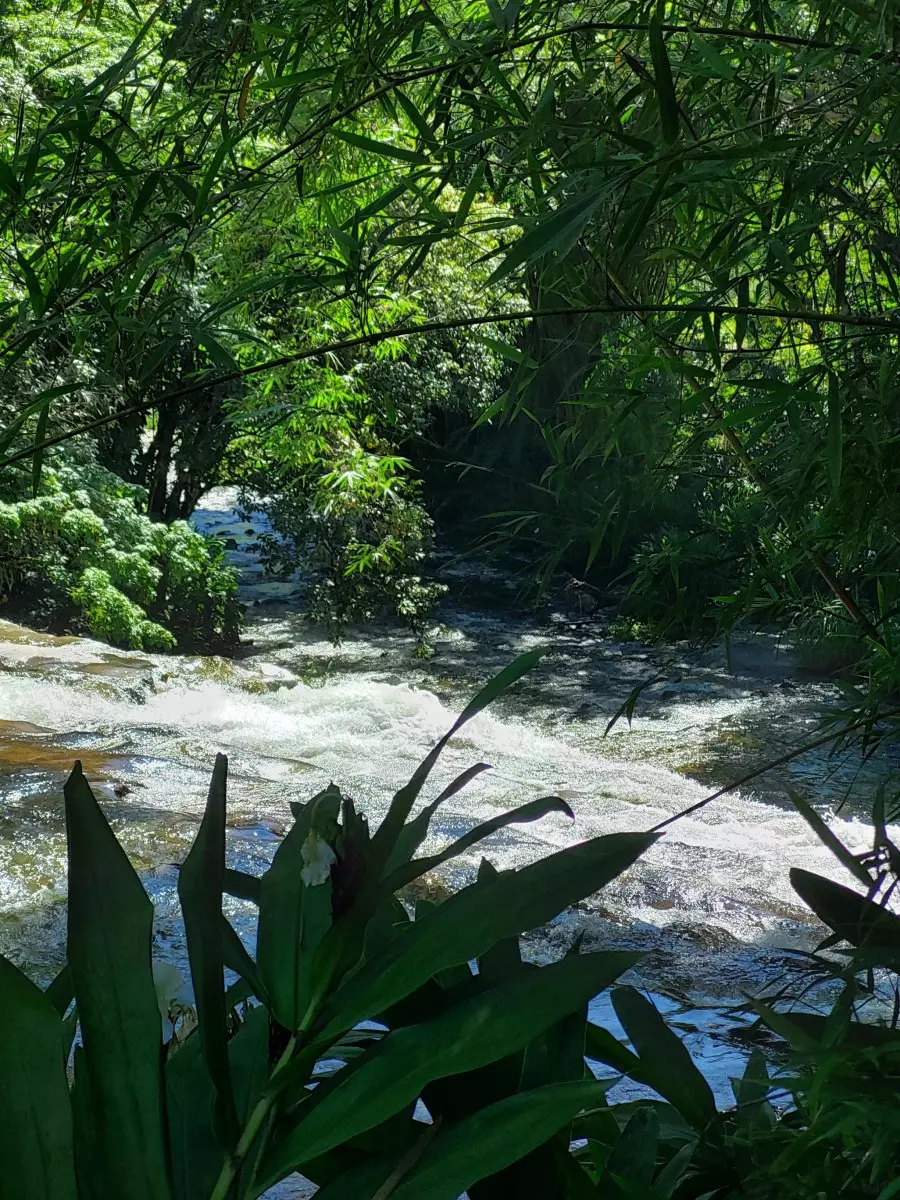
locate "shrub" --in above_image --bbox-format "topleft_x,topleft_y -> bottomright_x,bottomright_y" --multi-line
0,442 -> 240,650
241,389 -> 446,642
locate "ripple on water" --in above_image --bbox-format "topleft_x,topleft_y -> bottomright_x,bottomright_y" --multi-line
0,492 -> 895,1112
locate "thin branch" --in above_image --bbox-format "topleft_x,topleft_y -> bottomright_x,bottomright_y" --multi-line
3,301 -> 899,470
652,708 -> 900,833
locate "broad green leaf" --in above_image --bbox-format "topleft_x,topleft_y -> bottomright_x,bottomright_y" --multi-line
177,753 -> 239,1147
317,831 -> 655,1041
257,951 -> 638,1186
309,1158 -> 400,1200
0,954 -> 77,1200
222,916 -> 266,1000
222,867 -> 261,904
790,868 -> 900,954
391,1081 -> 612,1200
520,933 -> 588,1091
257,787 -> 337,1029
611,987 -> 716,1129
585,1020 -> 643,1076
734,1050 -> 775,1135
167,1007 -> 269,1200
45,962 -> 73,1017
420,861 -> 525,1131
605,1106 -> 658,1190
64,763 -> 171,1200
165,1031 -> 223,1200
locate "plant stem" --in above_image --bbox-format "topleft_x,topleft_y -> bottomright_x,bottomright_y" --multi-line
209,1035 -> 296,1200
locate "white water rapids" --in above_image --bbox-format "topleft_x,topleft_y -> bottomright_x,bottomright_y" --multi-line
0,490 -> 894,1162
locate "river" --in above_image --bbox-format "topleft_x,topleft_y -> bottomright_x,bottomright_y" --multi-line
0,489 -> 891,1191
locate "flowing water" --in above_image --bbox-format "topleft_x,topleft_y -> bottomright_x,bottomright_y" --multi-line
0,489 -> 896,1191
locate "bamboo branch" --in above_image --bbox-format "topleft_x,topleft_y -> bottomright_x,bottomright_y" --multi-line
2,302 -> 898,471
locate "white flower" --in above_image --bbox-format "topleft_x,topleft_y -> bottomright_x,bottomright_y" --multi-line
152,962 -> 192,1042
300,830 -> 337,886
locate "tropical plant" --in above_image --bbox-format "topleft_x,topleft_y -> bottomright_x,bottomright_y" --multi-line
0,651 -> 664,1199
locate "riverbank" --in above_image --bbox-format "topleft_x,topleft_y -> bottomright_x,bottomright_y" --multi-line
0,492 -> 892,1129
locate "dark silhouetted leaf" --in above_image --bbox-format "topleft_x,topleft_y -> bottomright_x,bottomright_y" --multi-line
0,954 -> 77,1199
64,763 -> 171,1200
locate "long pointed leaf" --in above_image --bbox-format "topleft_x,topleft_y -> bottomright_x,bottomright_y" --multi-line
384,795 -> 574,893
369,648 -> 547,874
0,954 -> 77,1199
649,13 -> 680,144
391,1081 -> 613,1200
385,762 -> 492,875
790,868 -> 900,953
317,830 -> 656,1042
257,950 -> 638,1187
257,791 -> 337,1029
177,753 -> 239,1147
64,763 -> 171,1200
611,987 -> 716,1129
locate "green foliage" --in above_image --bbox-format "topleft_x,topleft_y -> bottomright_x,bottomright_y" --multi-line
0,443 -> 240,650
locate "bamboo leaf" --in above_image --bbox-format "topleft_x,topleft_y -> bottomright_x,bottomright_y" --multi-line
335,129 -> 428,164
827,374 -> 843,493
194,137 -> 231,220
785,792 -> 871,886
30,398 -> 50,498
692,35 -> 735,79
649,13 -> 680,144
488,194 -> 600,284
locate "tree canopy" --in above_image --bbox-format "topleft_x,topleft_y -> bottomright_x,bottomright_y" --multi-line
1,0 -> 899,706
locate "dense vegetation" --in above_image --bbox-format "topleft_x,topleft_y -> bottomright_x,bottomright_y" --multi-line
4,1 -> 900,1195
0,0 -> 897,678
